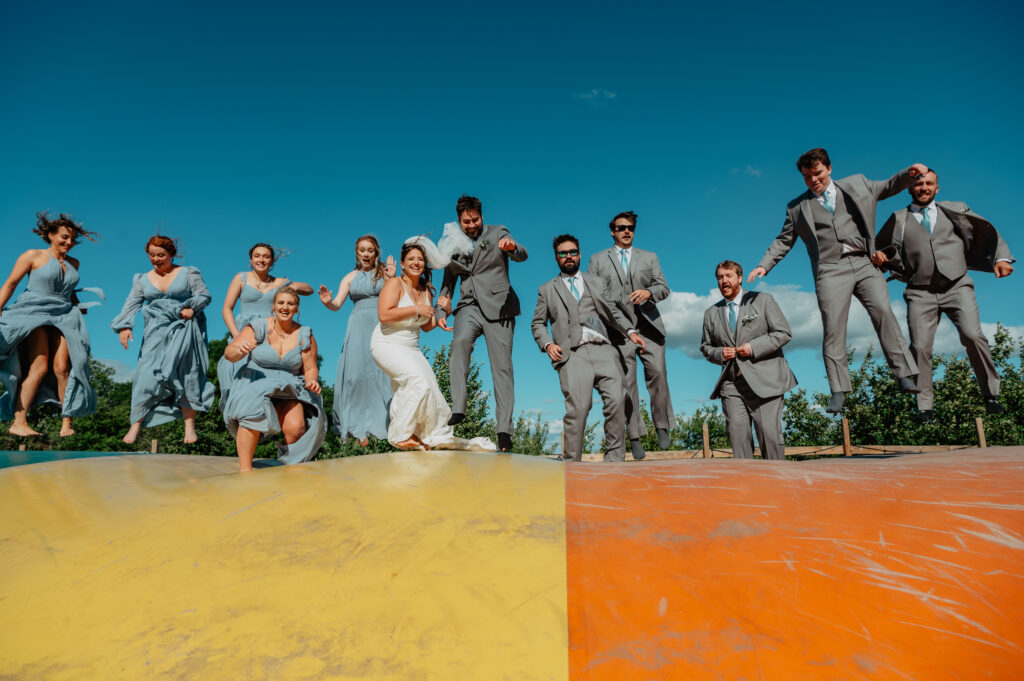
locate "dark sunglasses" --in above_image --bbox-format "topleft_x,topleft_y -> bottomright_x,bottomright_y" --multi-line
556,249 -> 580,258
612,224 -> 636,232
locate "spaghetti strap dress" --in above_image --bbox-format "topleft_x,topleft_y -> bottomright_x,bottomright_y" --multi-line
0,255 -> 97,419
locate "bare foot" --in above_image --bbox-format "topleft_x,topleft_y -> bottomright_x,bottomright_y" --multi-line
394,436 -> 425,451
358,438 -> 369,447
184,424 -> 198,444
60,423 -> 75,437
9,423 -> 41,437
123,423 -> 141,444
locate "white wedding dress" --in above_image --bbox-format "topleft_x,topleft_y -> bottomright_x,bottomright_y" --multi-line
369,281 -> 495,452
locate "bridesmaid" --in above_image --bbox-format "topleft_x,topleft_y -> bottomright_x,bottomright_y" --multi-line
111,235 -> 216,444
319,235 -> 394,446
0,212 -> 99,437
218,243 -> 312,409
223,287 -> 326,471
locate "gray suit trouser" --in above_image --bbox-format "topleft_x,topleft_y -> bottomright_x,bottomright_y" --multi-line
719,375 -> 785,460
450,304 -> 515,434
815,255 -> 917,393
615,330 -> 675,439
558,343 -> 625,462
904,275 -> 999,410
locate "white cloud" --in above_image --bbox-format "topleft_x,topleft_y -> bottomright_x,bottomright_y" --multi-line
730,165 -> 763,178
95,358 -> 134,382
573,89 -> 617,105
658,283 -> 1024,360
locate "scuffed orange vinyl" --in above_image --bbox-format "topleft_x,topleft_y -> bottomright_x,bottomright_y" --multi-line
565,450 -> 1024,680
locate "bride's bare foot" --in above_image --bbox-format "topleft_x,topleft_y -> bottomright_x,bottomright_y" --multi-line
123,423 -> 142,444
394,436 -> 425,451
9,423 -> 41,437
59,418 -> 75,437
184,423 -> 198,444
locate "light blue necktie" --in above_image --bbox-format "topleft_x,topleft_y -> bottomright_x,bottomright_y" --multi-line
823,189 -> 835,215
921,207 -> 933,232
728,302 -> 737,332
569,277 -> 581,301
619,248 -> 629,274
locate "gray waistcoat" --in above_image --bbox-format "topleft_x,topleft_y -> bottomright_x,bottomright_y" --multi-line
907,209 -> 968,289
575,290 -> 610,346
810,191 -> 866,264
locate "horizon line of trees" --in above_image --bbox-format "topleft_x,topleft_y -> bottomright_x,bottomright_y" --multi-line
2,326 -> 1021,456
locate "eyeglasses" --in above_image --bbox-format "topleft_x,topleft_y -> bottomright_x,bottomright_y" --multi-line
556,249 -> 580,258
612,224 -> 636,232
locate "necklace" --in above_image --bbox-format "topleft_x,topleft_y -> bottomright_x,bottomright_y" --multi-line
253,272 -> 275,291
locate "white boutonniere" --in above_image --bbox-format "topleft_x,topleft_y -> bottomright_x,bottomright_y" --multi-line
478,239 -> 489,249
741,312 -> 759,326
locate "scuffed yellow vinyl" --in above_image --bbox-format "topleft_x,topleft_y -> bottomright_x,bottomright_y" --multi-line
0,453 -> 569,681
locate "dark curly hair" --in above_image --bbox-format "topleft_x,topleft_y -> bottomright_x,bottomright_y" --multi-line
33,211 -> 99,244
400,242 -> 435,297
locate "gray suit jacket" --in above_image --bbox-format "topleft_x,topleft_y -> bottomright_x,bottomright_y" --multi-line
757,169 -> 914,280
876,201 -> 1015,283
531,273 -> 634,370
437,224 -> 528,321
587,247 -> 669,336
700,291 -> 797,400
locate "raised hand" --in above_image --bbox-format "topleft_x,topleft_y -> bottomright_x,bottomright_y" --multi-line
498,237 -> 517,252
385,256 -> 396,277
318,285 -> 333,304
747,266 -> 767,284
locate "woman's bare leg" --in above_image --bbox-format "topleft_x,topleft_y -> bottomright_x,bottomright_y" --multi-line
275,400 -> 306,444
182,407 -> 197,443
48,328 -> 74,437
236,427 -> 260,472
10,328 -> 49,436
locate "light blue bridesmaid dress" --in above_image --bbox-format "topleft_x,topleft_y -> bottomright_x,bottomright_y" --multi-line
110,266 -> 216,426
216,273 -> 293,411
222,317 -> 326,464
332,270 -> 391,441
0,255 -> 97,419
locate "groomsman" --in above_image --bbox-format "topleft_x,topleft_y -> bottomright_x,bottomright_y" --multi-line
701,261 -> 797,460
587,211 -> 674,458
748,148 -> 926,414
532,235 -> 647,462
436,195 -> 528,452
873,169 -> 1014,423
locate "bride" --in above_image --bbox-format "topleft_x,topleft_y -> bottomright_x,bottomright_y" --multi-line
370,239 -> 495,452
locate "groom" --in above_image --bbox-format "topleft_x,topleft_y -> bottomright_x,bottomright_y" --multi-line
435,195 -> 528,452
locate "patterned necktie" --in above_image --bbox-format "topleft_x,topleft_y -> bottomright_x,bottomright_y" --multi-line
823,189 -> 835,215
569,276 -> 581,301
728,302 -> 737,332
921,207 -> 933,232
619,249 -> 629,274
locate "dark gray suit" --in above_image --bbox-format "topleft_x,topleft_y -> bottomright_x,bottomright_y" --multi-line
531,273 -> 634,461
756,171 -> 918,393
587,247 -> 675,439
437,224 -> 528,434
701,291 -> 797,460
876,201 -> 1015,410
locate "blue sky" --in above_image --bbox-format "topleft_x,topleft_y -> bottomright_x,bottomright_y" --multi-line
2,1 -> 1021,436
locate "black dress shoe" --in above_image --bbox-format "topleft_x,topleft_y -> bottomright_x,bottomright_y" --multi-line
497,432 -> 513,452
630,439 -> 646,460
898,376 -> 921,393
447,413 -> 465,426
985,399 -> 1006,414
656,428 -> 671,450
912,410 -> 934,424
826,392 -> 846,414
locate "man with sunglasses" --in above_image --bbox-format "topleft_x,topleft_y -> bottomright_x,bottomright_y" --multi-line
587,211 -> 674,458
532,235 -> 647,461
